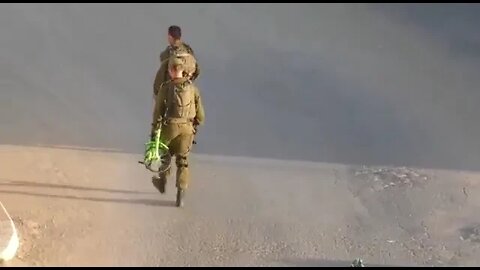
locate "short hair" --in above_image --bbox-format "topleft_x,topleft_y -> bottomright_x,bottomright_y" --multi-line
168,25 -> 182,40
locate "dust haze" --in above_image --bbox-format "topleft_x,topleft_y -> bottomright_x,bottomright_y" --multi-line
1,3 -> 480,171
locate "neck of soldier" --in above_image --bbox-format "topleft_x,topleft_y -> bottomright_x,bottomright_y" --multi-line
169,39 -> 182,47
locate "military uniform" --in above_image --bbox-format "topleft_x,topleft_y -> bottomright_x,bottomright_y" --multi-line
151,74 -> 205,195
153,40 -> 200,97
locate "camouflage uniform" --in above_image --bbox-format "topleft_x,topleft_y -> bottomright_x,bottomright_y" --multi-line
151,74 -> 205,192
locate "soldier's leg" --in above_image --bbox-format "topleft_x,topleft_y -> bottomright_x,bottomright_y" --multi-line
168,130 -> 194,207
151,124 -> 178,194
175,154 -> 190,190
175,153 -> 189,208
173,133 -> 194,190
152,152 -> 171,194
159,152 -> 172,177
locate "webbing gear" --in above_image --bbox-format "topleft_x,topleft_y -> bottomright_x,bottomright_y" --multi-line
138,128 -> 169,173
164,117 -> 194,124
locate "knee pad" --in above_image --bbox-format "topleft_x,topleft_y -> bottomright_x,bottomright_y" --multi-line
176,156 -> 189,168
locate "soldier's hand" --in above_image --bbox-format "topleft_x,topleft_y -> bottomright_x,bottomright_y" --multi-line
193,118 -> 200,127
192,122 -> 199,135
150,123 -> 158,140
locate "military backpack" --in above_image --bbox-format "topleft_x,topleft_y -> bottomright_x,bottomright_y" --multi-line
165,80 -> 197,121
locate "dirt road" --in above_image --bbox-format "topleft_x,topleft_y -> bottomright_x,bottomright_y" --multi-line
1,145 -> 480,266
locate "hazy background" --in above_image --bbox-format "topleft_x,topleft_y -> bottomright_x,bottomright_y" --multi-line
1,3 -> 480,171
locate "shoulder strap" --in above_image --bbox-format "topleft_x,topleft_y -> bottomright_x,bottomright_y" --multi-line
159,79 -> 172,90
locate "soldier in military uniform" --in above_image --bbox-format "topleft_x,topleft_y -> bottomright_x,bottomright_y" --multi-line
153,25 -> 200,98
150,56 -> 205,207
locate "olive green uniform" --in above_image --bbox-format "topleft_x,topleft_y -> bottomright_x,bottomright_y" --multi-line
151,77 -> 205,190
153,41 -> 200,97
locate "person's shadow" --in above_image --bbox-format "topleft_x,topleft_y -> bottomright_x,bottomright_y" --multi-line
0,179 -> 175,207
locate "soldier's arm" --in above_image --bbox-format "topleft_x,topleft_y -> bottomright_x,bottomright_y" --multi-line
154,48 -> 170,96
184,43 -> 200,81
193,86 -> 205,126
152,65 -> 162,96
159,47 -> 170,62
153,60 -> 169,96
151,84 -> 168,135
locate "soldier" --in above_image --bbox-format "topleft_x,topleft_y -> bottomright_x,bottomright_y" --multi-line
153,25 -> 200,98
150,56 -> 205,208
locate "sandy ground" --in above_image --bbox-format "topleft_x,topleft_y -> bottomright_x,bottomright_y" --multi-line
2,3 -> 480,267
0,145 -> 480,266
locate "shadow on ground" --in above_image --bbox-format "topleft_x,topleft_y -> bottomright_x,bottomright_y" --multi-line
0,179 -> 153,195
0,178 -> 172,207
2,4 -> 480,172
0,189 -> 175,207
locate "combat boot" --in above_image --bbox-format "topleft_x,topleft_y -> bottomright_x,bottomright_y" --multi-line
176,188 -> 185,208
152,175 -> 167,194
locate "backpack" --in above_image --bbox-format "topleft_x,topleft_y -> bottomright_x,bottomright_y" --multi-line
165,80 -> 197,120
167,45 -> 197,78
